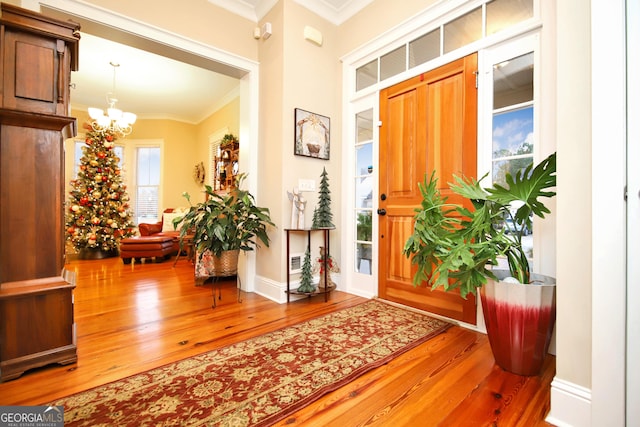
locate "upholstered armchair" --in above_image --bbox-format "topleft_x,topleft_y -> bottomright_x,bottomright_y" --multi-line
139,208 -> 184,252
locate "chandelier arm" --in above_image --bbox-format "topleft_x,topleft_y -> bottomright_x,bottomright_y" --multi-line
89,61 -> 135,138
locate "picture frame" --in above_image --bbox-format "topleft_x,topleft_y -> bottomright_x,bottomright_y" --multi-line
294,108 -> 330,160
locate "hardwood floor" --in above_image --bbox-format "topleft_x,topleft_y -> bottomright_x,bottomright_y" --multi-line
0,256 -> 555,426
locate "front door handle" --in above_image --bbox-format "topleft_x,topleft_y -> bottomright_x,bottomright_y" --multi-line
377,208 -> 387,216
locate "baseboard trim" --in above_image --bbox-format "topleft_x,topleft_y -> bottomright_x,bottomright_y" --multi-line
253,275 -> 284,303
546,377 -> 592,427
254,274 -> 346,304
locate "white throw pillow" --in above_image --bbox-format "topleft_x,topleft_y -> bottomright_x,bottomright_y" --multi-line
162,212 -> 183,232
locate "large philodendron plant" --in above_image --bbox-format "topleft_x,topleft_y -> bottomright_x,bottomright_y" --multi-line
174,174 -> 275,259
403,152 -> 556,298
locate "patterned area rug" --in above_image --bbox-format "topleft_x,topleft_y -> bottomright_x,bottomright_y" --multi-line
51,299 -> 451,426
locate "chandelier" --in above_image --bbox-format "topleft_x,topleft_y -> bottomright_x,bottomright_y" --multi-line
88,62 -> 137,137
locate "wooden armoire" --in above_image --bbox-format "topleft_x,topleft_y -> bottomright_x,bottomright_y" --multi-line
0,3 -> 80,381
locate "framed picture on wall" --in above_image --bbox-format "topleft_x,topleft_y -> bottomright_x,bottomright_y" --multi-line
294,108 -> 330,160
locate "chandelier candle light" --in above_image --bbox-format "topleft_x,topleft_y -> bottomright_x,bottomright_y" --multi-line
88,61 -> 136,137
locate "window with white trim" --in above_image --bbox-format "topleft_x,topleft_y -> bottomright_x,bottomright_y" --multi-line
73,139 -> 162,225
355,0 -> 534,93
354,108 -> 374,275
483,36 -> 538,264
135,146 -> 161,224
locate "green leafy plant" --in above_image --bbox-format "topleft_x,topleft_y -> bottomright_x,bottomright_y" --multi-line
403,152 -> 556,298
220,133 -> 238,149
174,174 -> 275,258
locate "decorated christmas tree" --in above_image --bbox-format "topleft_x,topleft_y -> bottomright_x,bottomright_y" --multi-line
296,247 -> 316,293
65,125 -> 136,256
311,167 -> 334,228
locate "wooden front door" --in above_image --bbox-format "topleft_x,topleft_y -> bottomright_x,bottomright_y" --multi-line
378,53 -> 478,324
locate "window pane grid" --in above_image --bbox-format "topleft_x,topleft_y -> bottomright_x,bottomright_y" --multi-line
353,108 -> 374,275
490,46 -> 535,266
443,7 -> 482,54
380,45 -> 407,81
486,0 -> 534,36
136,186 -> 159,224
355,0 -> 536,93
356,59 -> 378,91
409,28 -> 440,68
135,146 -> 161,224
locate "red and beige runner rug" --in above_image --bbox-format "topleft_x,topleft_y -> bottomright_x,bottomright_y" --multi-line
51,299 -> 451,426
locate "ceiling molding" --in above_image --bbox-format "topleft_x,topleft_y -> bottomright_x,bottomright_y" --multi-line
209,0 -> 372,25
208,0 -> 257,21
254,0 -> 280,21
294,0 -> 373,25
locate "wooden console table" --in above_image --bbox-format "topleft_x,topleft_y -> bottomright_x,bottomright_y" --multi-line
285,228 -> 335,302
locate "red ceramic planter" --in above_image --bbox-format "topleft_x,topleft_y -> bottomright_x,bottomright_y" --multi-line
480,271 -> 556,376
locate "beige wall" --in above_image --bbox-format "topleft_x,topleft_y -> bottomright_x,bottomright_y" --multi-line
256,1 -> 286,280
337,0 -> 439,56
196,97 -> 240,182
555,0 -> 592,389
255,0 -> 343,282
75,0 -> 258,62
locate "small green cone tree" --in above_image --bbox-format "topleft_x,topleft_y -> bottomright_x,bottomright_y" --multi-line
297,247 -> 316,293
65,125 -> 136,254
312,167 -> 334,228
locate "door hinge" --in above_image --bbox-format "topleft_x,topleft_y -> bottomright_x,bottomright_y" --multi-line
377,120 -> 382,127
474,70 -> 479,89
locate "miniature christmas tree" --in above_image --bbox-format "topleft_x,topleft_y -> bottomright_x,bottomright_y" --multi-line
311,167 -> 335,229
297,247 -> 316,293
65,125 -> 136,256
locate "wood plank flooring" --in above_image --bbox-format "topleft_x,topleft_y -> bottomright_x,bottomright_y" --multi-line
0,256 -> 555,426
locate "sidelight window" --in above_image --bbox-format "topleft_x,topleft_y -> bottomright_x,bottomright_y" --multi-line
354,108 -> 374,275
491,52 -> 534,187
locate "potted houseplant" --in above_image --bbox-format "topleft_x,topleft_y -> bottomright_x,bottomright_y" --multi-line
174,174 -> 275,285
220,133 -> 239,150
403,152 -> 556,375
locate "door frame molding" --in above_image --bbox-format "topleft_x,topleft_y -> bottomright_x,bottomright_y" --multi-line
589,1 -> 627,425
340,3 -> 545,317
627,0 -> 640,421
25,0 -> 261,292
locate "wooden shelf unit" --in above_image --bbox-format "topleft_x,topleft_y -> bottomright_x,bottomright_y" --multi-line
213,141 -> 239,192
285,227 -> 335,302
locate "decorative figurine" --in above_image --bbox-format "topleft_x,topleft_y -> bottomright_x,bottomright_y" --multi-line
287,187 -> 307,229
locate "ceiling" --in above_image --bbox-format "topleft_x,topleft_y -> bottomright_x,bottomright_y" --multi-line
71,33 -> 241,124
69,0 -> 368,125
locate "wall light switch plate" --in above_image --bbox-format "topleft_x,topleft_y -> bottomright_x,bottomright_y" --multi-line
298,179 -> 316,192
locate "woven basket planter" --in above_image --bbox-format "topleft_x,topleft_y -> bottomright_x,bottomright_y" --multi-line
195,249 -> 239,285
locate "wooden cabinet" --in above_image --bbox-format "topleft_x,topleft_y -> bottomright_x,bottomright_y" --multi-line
0,272 -> 77,381
0,3 -> 80,381
213,141 -> 239,192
